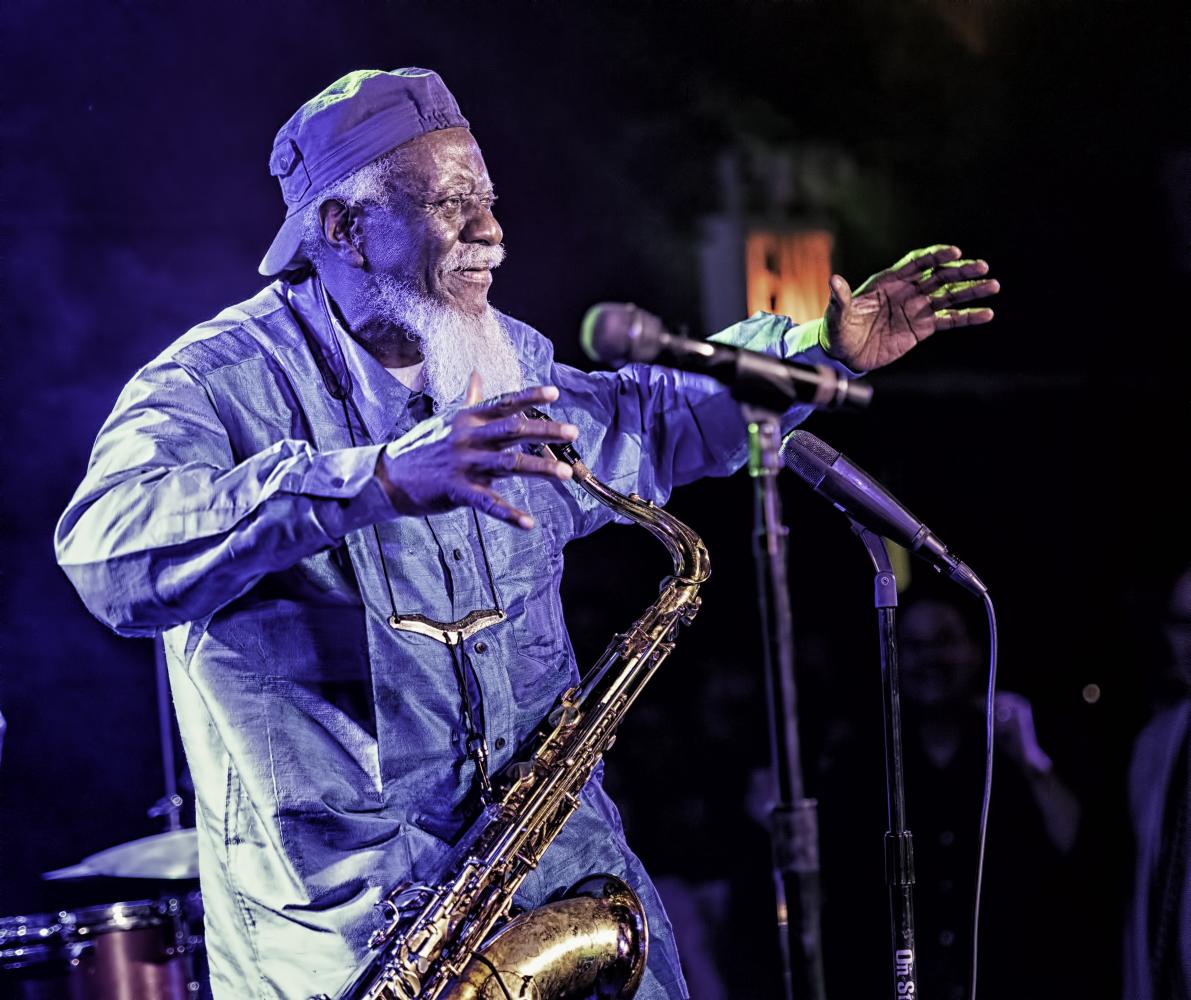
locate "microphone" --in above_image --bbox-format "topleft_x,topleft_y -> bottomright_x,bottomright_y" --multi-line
781,429 -> 987,596
581,302 -> 872,412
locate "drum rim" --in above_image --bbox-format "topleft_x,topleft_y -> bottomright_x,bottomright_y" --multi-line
62,897 -> 183,938
0,912 -> 63,931
0,914 -> 69,968
0,912 -> 66,949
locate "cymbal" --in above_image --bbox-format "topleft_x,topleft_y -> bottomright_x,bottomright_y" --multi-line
44,828 -> 199,881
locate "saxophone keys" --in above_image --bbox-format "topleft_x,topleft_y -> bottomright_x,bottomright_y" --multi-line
514,850 -> 539,870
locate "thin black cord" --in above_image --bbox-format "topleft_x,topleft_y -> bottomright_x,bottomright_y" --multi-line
472,509 -> 504,612
445,632 -> 494,804
469,952 -> 525,1000
339,394 -> 402,625
970,591 -> 998,1000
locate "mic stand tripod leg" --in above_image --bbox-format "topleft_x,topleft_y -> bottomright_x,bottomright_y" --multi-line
747,411 -> 827,1000
850,523 -> 921,1000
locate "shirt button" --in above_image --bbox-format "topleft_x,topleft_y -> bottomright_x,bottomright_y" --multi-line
495,737 -> 506,750
452,548 -> 463,561
330,476 -> 344,488
474,642 -> 488,654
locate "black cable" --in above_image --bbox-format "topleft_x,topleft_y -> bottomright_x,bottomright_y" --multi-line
970,591 -> 998,1000
472,509 -> 505,613
338,393 -> 402,625
469,952 -> 524,1000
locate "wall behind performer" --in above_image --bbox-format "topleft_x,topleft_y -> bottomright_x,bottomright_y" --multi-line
53,68 -> 1000,999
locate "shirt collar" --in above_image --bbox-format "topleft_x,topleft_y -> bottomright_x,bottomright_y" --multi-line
287,275 -> 425,443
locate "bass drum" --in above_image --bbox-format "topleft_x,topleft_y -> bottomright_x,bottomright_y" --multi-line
63,895 -> 201,1000
0,895 -> 209,1000
0,911 -> 73,999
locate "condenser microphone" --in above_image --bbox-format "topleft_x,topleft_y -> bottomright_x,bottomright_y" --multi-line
781,429 -> 987,596
580,302 -> 872,412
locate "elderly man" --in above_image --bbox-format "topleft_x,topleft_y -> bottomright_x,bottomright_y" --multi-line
55,68 -> 998,999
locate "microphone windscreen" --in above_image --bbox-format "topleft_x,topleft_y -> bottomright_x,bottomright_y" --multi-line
780,430 -> 839,487
580,303 -> 664,365
580,303 -> 627,363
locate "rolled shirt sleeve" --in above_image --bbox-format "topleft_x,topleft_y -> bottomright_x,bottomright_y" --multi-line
54,356 -> 394,637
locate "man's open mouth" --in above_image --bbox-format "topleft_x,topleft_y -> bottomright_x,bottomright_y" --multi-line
452,267 -> 492,283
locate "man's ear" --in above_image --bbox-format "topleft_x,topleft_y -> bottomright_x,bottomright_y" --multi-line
319,198 -> 366,269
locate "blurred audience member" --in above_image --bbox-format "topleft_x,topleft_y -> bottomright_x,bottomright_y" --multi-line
1123,562 -> 1191,1000
604,655 -> 780,998
815,592 -> 1083,1000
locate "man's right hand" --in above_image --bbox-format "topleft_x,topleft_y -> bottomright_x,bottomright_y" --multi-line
375,372 -> 578,529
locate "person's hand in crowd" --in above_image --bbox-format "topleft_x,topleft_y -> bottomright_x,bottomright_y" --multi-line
993,690 -> 1055,775
994,689 -> 1081,852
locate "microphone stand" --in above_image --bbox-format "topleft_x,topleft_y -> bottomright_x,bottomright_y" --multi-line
849,522 -> 920,1000
745,409 -> 827,1000
148,636 -> 183,831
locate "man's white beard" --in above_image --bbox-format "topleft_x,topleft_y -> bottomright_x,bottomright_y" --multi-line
366,272 -> 524,409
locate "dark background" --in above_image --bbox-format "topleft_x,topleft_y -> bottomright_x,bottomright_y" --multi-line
2,1 -> 1189,996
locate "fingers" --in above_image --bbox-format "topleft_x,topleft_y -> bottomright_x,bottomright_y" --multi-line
457,482 -> 536,530
928,278 -> 1001,309
889,244 -> 962,281
464,371 -> 484,406
994,696 -> 1017,725
469,413 -> 579,448
463,447 -> 573,482
915,258 -> 991,293
823,274 -> 851,333
933,307 -> 995,330
828,274 -> 852,309
452,445 -> 573,532
471,384 -> 560,417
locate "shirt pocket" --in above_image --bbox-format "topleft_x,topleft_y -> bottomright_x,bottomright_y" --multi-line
263,676 -> 384,826
512,575 -> 572,673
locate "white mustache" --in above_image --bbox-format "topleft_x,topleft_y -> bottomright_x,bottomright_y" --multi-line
446,243 -> 506,271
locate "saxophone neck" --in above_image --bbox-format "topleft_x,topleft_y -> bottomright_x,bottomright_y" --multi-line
569,459 -> 709,586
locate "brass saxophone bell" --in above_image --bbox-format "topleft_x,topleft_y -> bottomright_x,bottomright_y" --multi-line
440,874 -> 648,1000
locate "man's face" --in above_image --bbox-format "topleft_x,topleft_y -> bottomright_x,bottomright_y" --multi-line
363,127 -> 502,315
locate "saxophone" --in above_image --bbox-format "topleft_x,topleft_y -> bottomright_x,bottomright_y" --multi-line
320,410 -> 710,1000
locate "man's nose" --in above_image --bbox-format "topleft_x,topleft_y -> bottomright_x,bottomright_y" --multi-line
462,203 -> 502,246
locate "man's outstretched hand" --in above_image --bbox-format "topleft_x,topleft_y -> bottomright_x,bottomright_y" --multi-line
822,244 -> 999,372
375,373 -> 578,530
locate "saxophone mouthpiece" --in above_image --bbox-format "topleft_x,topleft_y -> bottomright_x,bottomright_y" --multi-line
522,406 -> 583,467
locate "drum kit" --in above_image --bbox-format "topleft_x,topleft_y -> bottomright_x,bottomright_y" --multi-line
1,644 -> 212,998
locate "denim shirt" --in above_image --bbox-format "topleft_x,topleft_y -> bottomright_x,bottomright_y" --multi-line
54,275 -> 836,999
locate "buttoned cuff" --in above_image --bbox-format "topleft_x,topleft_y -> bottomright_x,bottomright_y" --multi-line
300,444 -> 397,539
709,311 -> 865,378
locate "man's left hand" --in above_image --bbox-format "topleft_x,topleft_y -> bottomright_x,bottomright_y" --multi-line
822,244 -> 999,371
